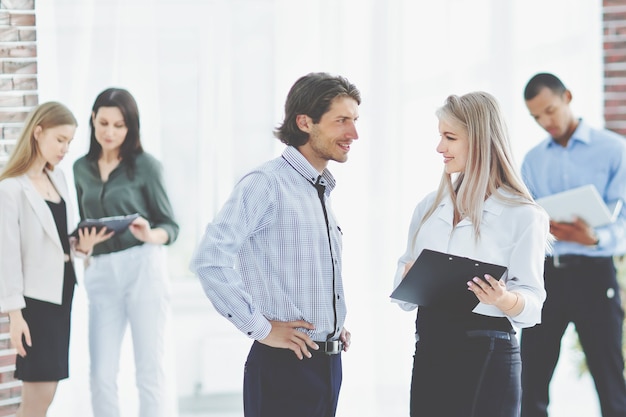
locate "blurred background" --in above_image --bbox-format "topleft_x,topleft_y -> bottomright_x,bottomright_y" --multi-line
0,0 -> 617,415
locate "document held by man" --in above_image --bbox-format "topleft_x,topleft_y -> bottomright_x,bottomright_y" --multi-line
535,184 -> 622,228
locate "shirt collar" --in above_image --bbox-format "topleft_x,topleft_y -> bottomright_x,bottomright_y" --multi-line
437,190 -> 505,225
282,145 -> 336,192
546,118 -> 589,149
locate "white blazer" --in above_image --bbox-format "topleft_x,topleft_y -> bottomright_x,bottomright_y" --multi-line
0,168 -> 76,312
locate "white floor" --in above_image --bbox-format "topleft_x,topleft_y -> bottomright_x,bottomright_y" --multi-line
42,278 -> 602,417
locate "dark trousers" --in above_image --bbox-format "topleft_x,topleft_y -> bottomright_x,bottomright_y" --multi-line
521,256 -> 626,417
243,341 -> 342,417
411,331 -> 521,417
411,308 -> 521,417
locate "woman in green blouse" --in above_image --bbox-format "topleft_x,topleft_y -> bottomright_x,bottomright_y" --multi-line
73,88 -> 179,417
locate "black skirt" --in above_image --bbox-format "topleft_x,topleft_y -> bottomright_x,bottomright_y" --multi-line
15,262 -> 76,382
14,261 -> 75,382
14,198 -> 76,382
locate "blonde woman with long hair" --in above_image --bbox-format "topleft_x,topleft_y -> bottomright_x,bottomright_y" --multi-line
0,102 -> 110,417
391,92 -> 550,416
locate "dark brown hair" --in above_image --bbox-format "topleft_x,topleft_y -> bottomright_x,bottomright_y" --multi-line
274,72 -> 361,147
86,88 -> 143,175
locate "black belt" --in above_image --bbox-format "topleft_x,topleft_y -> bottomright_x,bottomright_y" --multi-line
314,340 -> 344,355
546,255 -> 612,269
466,330 -> 512,340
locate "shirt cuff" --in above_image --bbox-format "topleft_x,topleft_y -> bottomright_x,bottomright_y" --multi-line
239,312 -> 272,340
594,229 -> 610,248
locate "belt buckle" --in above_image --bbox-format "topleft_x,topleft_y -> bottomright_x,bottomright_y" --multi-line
320,340 -> 343,355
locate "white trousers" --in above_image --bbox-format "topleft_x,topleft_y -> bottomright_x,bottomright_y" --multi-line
85,244 -> 171,417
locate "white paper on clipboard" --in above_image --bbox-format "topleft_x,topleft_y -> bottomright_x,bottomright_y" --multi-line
535,185 -> 622,228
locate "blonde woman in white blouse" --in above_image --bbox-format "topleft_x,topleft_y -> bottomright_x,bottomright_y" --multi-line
392,92 -> 551,417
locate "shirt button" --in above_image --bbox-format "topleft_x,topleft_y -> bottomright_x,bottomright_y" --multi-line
227,314 -> 233,318
247,331 -> 252,336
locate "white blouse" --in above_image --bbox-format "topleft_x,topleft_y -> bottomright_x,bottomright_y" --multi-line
392,190 -> 550,329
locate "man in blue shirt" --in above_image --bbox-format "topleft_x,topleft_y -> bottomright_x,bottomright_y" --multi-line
520,72 -> 626,417
190,72 -> 360,417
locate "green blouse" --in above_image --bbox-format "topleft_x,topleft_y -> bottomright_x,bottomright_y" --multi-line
73,152 -> 179,256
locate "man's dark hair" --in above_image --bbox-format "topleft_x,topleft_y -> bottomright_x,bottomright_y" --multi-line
274,72 -> 361,147
524,73 -> 567,101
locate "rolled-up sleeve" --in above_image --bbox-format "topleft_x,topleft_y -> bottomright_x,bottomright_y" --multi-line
504,210 -> 550,328
391,196 -> 433,311
144,159 -> 179,244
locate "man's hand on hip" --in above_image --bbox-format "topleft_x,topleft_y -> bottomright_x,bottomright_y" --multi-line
260,320 -> 319,360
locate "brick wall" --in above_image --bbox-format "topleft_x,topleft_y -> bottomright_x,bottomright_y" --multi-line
0,0 -> 37,415
604,0 -> 626,136
0,317 -> 19,417
0,0 -> 36,164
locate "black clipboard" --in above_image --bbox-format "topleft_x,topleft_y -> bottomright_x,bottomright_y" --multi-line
390,249 -> 508,310
70,213 -> 140,237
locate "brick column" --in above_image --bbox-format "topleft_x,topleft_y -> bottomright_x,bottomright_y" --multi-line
0,0 -> 37,415
0,317 -> 20,417
604,0 -> 626,135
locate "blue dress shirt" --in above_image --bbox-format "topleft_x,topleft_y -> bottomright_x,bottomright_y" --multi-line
521,119 -> 626,257
190,146 -> 346,342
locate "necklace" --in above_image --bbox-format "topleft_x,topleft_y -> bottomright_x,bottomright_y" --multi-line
28,172 -> 56,200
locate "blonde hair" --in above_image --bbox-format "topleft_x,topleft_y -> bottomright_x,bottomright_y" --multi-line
0,102 -> 77,181
416,92 -> 534,242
